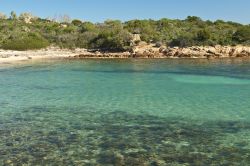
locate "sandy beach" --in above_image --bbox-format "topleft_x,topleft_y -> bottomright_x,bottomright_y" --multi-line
0,47 -> 89,64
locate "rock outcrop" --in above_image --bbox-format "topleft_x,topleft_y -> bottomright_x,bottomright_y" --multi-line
74,44 -> 250,59
75,51 -> 131,58
1,45 -> 250,63
131,44 -> 250,59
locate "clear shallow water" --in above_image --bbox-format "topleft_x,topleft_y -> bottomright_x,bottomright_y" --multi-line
0,59 -> 250,165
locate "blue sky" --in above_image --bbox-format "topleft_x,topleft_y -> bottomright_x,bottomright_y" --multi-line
0,0 -> 249,24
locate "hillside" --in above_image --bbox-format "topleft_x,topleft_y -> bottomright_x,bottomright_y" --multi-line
0,12 -> 250,51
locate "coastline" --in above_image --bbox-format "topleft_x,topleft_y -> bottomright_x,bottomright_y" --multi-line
1,45 -> 250,64
0,47 -> 84,64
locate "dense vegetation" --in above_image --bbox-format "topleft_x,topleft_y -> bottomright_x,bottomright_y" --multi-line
0,12 -> 250,51
2,33 -> 49,50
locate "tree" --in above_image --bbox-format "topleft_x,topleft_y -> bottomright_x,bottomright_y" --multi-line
10,11 -> 17,20
104,20 -> 123,28
169,35 -> 195,47
214,19 -> 225,25
90,20 -> 132,51
233,27 -> 250,43
71,19 -> 82,26
196,29 -> 210,42
80,22 -> 96,32
76,31 -> 98,48
186,16 -> 202,22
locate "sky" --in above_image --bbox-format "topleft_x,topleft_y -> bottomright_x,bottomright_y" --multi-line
0,0 -> 249,24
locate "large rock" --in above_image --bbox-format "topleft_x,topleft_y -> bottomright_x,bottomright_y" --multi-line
162,45 -> 250,58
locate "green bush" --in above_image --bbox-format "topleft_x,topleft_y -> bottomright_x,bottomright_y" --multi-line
196,29 -> 210,42
91,30 -> 131,51
80,22 -> 96,33
71,19 -> 82,26
2,33 -> 49,50
169,35 -> 195,47
233,27 -> 250,43
88,20 -> 132,51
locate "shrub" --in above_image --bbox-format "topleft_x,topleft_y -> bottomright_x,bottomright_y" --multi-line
80,22 -> 96,33
233,27 -> 250,43
71,19 -> 82,26
2,33 -> 49,50
91,27 -> 132,51
91,30 -> 131,51
196,29 -> 210,42
169,36 -> 195,47
76,32 -> 98,48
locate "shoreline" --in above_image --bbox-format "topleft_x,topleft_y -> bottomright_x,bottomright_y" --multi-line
1,45 -> 250,64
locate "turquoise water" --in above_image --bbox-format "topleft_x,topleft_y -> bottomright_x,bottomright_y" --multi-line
0,59 -> 250,165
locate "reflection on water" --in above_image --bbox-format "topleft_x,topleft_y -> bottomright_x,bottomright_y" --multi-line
0,59 -> 250,165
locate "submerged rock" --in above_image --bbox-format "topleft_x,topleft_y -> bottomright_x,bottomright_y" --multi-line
1,108 -> 250,165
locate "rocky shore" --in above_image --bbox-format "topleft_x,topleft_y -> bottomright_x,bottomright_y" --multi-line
71,44 -> 250,59
1,44 -> 250,64
161,45 -> 250,59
